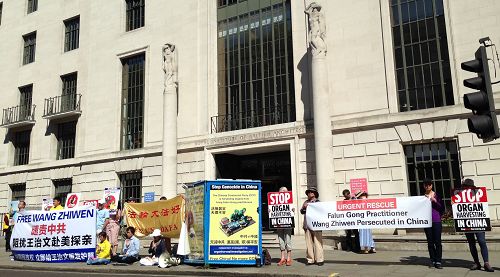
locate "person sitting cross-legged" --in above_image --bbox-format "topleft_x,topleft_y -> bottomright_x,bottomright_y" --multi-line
111,227 -> 140,264
87,231 -> 111,265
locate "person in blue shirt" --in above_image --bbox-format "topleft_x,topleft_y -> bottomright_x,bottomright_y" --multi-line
111,226 -> 140,264
96,201 -> 110,234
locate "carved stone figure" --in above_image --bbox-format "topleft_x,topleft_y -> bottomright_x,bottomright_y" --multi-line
162,43 -> 178,91
305,2 -> 327,57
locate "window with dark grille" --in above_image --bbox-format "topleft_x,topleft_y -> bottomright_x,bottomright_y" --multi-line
54,179 -> 72,206
405,140 -> 460,210
125,0 -> 144,31
27,0 -> 37,14
119,172 -> 142,203
215,0 -> 295,132
120,54 -> 144,150
14,130 -> 31,166
19,84 -> 33,120
64,17 -> 80,52
10,183 -> 26,201
390,0 -> 453,111
61,72 -> 78,112
23,32 -> 36,64
0,2 -> 3,26
57,121 -> 76,160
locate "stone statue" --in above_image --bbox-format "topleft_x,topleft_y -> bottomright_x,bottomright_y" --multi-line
305,2 -> 327,57
162,43 -> 178,90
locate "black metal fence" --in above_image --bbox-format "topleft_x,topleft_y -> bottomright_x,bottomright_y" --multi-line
211,104 -> 295,133
1,104 -> 36,126
43,94 -> 81,117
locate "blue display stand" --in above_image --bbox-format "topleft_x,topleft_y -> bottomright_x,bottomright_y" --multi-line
184,180 -> 263,266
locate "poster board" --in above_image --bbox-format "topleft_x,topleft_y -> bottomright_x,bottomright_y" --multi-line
306,196 -> 432,230
184,182 -> 206,264
452,187 -> 491,232
103,188 -> 120,211
65,193 -> 81,209
205,180 -> 262,265
41,198 -> 53,211
267,191 -> 294,229
350,178 -> 368,194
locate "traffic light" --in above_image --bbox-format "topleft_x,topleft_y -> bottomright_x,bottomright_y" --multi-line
462,45 -> 499,142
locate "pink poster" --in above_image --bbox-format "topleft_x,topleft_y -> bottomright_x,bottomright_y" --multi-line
350,178 -> 368,194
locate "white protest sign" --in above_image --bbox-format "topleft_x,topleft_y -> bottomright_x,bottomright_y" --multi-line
65,193 -> 81,209
103,188 -> 120,211
11,205 -> 96,262
41,198 -> 53,211
267,191 -> 294,228
452,187 -> 491,232
306,196 -> 431,230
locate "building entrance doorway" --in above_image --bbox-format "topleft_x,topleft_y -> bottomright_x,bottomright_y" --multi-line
214,150 -> 292,231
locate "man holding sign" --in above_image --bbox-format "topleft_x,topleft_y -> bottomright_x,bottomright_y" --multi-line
268,187 -> 294,266
454,179 -> 494,272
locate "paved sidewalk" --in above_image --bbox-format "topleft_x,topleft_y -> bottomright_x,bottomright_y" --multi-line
0,248 -> 498,277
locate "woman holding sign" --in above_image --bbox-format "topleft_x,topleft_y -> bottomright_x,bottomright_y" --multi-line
460,179 -> 494,272
423,179 -> 444,269
276,187 -> 294,266
300,187 -> 324,266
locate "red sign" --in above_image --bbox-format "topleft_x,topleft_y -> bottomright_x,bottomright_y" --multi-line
337,198 -> 397,211
81,200 -> 99,208
65,193 -> 81,209
350,178 -> 368,194
267,191 -> 293,205
452,187 -> 487,204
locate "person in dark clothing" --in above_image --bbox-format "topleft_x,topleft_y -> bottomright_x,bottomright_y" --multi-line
422,179 -> 444,269
342,189 -> 360,252
460,179 -> 494,272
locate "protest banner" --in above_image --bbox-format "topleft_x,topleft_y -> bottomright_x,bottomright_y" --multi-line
41,198 -> 53,211
103,188 -> 120,210
206,181 -> 261,265
65,193 -> 81,209
267,191 -> 294,229
80,200 -> 99,208
10,205 -> 96,263
124,195 -> 184,238
452,187 -> 491,232
350,178 -> 368,194
306,196 -> 431,230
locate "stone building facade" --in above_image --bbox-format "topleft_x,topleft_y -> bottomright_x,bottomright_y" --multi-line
0,0 -> 499,234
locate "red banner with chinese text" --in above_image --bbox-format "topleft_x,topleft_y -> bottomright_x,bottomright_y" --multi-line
124,195 -> 184,238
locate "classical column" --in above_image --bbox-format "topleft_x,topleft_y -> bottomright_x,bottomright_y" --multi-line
305,3 -> 334,201
162,43 -> 178,198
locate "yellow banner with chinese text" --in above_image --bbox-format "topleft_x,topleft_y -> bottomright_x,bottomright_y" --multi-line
124,195 -> 184,238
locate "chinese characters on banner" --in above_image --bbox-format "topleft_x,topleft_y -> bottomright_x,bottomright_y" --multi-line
452,187 -> 491,232
350,178 -> 368,195
207,182 -> 261,264
306,196 -> 432,230
123,195 -> 184,238
267,191 -> 294,229
10,206 -> 96,263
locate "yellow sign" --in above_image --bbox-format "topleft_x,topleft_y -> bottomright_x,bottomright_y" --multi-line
208,182 -> 260,262
124,195 -> 184,238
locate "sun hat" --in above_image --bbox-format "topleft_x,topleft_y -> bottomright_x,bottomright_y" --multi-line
149,229 -> 162,237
